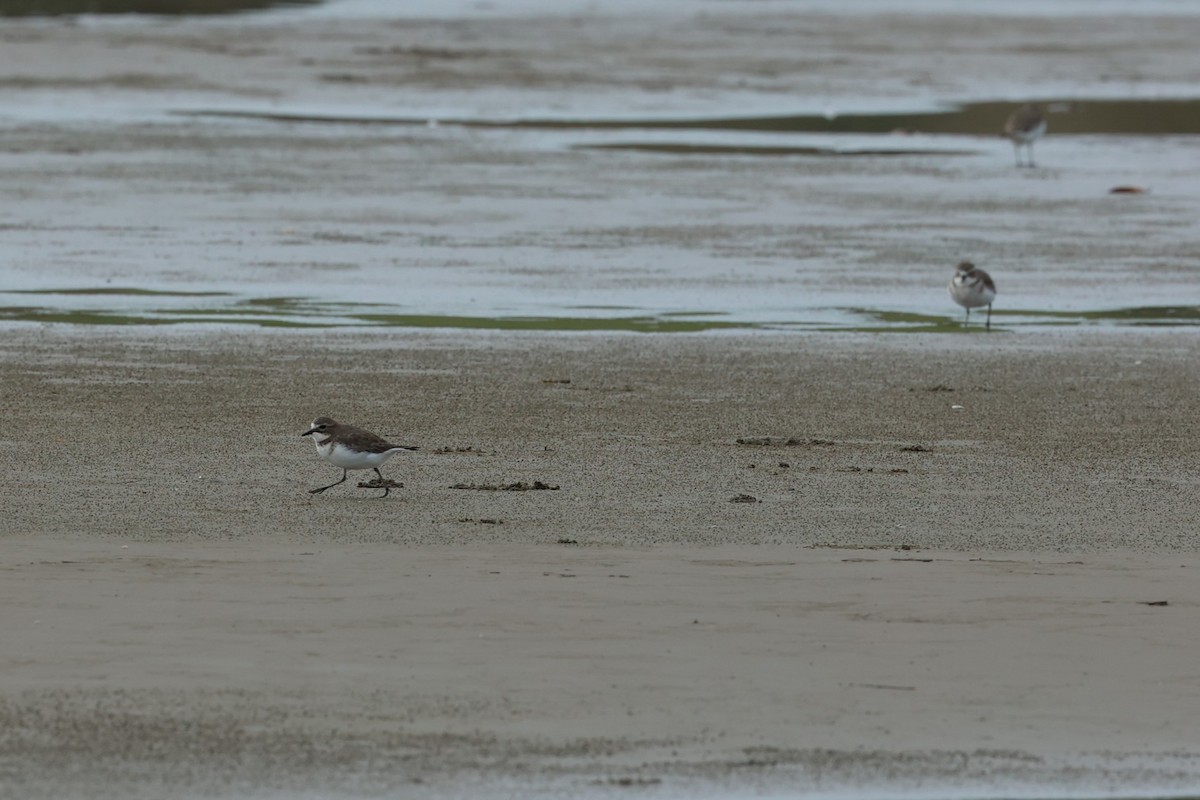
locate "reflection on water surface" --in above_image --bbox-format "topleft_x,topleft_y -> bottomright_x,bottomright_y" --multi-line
2,289 -> 1198,333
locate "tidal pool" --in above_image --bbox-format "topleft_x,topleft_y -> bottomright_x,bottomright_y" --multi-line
4,288 -> 1197,333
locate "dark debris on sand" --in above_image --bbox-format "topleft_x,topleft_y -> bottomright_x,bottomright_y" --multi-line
450,481 -> 561,491
357,478 -> 404,490
736,437 -> 835,447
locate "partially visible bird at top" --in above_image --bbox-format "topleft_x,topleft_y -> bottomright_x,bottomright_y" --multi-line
1004,103 -> 1047,168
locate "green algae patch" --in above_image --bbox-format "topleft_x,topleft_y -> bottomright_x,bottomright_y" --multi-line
4,293 -> 1198,332
189,99 -> 1200,137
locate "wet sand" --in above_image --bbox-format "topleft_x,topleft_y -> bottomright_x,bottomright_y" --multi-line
2,4 -> 1200,323
3,327 -> 1200,797
5,328 -> 1200,550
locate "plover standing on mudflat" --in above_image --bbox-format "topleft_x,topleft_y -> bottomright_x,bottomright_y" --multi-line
948,261 -> 997,331
302,416 -> 418,498
1004,103 -> 1047,168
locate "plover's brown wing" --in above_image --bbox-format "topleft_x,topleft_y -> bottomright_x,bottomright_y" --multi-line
1005,104 -> 1044,136
339,425 -> 419,453
976,269 -> 997,293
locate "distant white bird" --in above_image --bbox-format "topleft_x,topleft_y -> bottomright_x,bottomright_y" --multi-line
1004,103 -> 1047,168
948,261 -> 997,330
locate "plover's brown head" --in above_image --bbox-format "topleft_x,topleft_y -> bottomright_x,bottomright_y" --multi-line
302,417 -> 339,437
955,261 -> 976,274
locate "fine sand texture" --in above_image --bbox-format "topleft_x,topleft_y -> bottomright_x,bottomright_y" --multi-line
2,328 -> 1200,798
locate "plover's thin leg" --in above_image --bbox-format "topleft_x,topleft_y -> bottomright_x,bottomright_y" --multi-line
986,303 -> 992,331
310,469 -> 348,495
373,467 -> 390,499
964,307 -> 970,328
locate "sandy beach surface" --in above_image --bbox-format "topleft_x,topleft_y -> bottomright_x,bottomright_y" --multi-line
4,327 -> 1200,798
2,1 -> 1200,798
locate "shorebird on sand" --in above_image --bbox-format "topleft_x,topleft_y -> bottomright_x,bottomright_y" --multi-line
302,416 -> 418,498
948,261 -> 997,331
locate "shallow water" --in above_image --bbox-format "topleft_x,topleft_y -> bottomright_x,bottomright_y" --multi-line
1,5 -> 1198,336
4,288 -> 1198,333
4,103 -> 1196,334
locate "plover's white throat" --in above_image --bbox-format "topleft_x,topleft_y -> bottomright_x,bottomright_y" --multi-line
1004,103 -> 1047,168
301,416 -> 418,498
948,261 -> 997,331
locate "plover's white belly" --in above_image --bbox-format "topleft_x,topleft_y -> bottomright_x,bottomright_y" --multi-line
949,279 -> 996,309
313,439 -> 399,470
1013,119 -> 1046,144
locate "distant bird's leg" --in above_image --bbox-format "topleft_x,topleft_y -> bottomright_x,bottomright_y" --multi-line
1027,142 -> 1036,169
374,467 -> 390,499
1013,143 -> 1022,168
310,469 -> 348,495
986,303 -> 992,331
